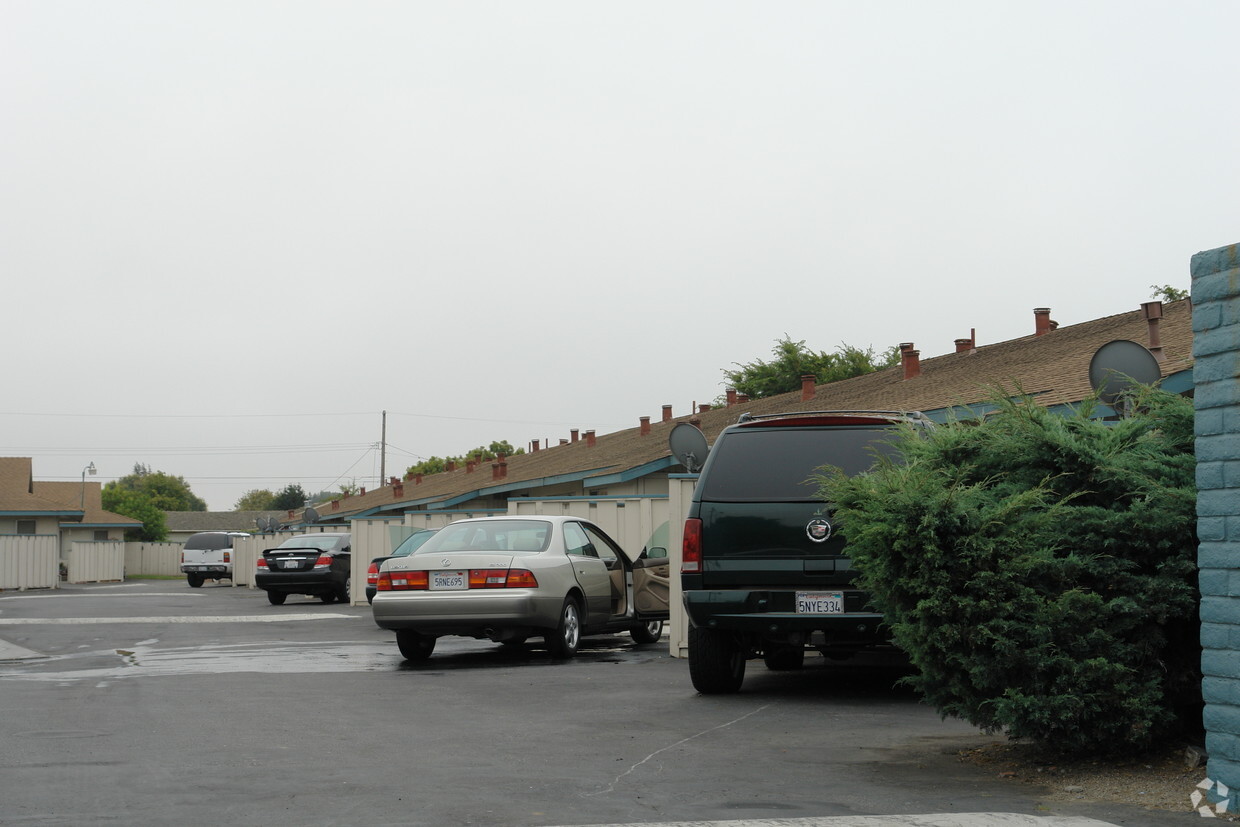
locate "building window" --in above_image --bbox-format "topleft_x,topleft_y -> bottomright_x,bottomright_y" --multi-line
94,530 -> 109,542
16,520 -> 35,535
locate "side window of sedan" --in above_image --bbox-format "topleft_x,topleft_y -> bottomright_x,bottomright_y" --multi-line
563,522 -> 596,557
583,526 -> 620,567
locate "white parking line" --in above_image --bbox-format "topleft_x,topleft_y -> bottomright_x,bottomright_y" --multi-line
0,614 -> 356,624
554,816 -> 1118,827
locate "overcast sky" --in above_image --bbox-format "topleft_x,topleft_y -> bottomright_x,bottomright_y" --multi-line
3,1 -> 1238,510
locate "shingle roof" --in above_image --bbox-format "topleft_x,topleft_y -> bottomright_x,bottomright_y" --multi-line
35,480 -> 143,528
0,457 -> 89,515
164,511 -> 287,533
311,300 -> 1192,522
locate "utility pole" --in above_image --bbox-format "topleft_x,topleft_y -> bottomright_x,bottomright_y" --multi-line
380,410 -> 387,485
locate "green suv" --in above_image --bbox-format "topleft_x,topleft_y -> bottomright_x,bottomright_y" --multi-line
680,410 -> 931,693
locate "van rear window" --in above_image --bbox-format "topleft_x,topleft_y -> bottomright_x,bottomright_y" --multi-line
699,426 -> 900,501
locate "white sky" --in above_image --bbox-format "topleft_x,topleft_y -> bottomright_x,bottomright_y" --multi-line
3,1 -> 1238,510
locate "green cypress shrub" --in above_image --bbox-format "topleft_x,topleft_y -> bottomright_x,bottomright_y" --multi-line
819,388 -> 1199,756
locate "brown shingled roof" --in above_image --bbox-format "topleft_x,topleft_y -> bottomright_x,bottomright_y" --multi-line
312,300 -> 1192,522
0,457 -> 87,515
35,480 -> 143,528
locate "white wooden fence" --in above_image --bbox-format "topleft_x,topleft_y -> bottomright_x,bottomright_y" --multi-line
124,542 -> 183,578
0,535 -> 59,591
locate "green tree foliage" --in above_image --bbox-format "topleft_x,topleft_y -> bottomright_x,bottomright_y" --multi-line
105,463 -> 208,511
234,489 -> 277,510
271,484 -> 309,511
404,441 -> 525,478
1150,284 -> 1189,302
722,336 -> 899,399
817,389 -> 1199,756
102,488 -> 168,541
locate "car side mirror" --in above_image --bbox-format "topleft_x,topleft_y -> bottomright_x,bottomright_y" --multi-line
645,547 -> 668,559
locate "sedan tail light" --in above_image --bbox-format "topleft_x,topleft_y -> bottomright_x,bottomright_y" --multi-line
366,562 -> 380,586
256,557 -> 269,569
681,518 -> 703,573
312,555 -> 332,570
376,568 -> 539,592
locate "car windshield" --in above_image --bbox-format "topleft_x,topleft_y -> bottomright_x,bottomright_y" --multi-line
276,535 -> 346,551
418,520 -> 551,554
390,530 -> 437,557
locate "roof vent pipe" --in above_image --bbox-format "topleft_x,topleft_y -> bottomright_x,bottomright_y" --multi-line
1141,301 -> 1165,360
801,374 -> 816,401
662,405 -> 673,422
531,439 -> 540,452
725,388 -> 737,407
901,344 -> 921,380
698,404 -> 712,413
570,429 -> 579,443
1034,308 -> 1055,336
585,430 -> 596,447
640,416 -> 651,435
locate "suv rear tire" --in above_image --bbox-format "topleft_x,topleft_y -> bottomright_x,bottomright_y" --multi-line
688,626 -> 746,694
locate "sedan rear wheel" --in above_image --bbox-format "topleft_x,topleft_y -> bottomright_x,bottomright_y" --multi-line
336,576 -> 351,604
546,598 -> 581,659
630,619 -> 664,644
396,629 -> 435,661
266,590 -> 287,606
319,592 -> 337,604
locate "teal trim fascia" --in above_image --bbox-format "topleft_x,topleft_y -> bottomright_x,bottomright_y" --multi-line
350,509 -> 506,523
436,465 -> 621,509
60,522 -> 141,529
582,456 -> 679,487
518,494 -> 668,503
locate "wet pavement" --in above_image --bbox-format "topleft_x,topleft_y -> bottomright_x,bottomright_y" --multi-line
0,581 -> 1201,826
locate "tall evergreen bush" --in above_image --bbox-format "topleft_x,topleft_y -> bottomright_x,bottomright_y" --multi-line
819,389 -> 1199,755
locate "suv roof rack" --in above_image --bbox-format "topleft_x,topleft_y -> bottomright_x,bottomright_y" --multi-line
736,409 -> 932,425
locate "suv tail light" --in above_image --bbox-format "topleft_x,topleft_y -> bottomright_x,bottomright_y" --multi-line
681,518 -> 703,573
223,551 -> 231,563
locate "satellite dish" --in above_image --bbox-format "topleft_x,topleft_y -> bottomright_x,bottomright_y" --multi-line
303,506 -> 321,524
1089,340 -> 1162,408
669,422 -> 709,473
263,516 -> 279,532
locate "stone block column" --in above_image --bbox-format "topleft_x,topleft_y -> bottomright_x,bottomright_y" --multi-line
1194,242 -> 1240,809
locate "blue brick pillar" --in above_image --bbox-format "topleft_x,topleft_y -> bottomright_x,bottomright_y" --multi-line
1194,242 -> 1240,812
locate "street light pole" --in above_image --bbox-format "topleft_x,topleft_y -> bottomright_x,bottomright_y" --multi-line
81,462 -> 96,509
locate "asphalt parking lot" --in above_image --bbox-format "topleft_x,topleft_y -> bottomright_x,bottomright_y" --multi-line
0,581 -> 1198,827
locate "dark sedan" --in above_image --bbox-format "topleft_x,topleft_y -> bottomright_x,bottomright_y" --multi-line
255,532 -> 352,605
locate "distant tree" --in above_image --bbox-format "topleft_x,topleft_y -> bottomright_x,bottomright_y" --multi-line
271,484 -> 309,511
103,488 -> 168,541
1150,284 -> 1189,302
104,463 -> 207,512
405,441 -> 525,478
234,489 -> 277,510
722,336 -> 899,400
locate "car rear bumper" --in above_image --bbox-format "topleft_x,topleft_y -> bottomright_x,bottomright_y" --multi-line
182,565 -> 229,573
371,590 -> 563,632
256,572 -> 339,593
683,589 -> 887,641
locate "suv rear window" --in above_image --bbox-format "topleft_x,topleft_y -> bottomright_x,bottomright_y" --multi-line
184,533 -> 236,551
699,426 -> 900,501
